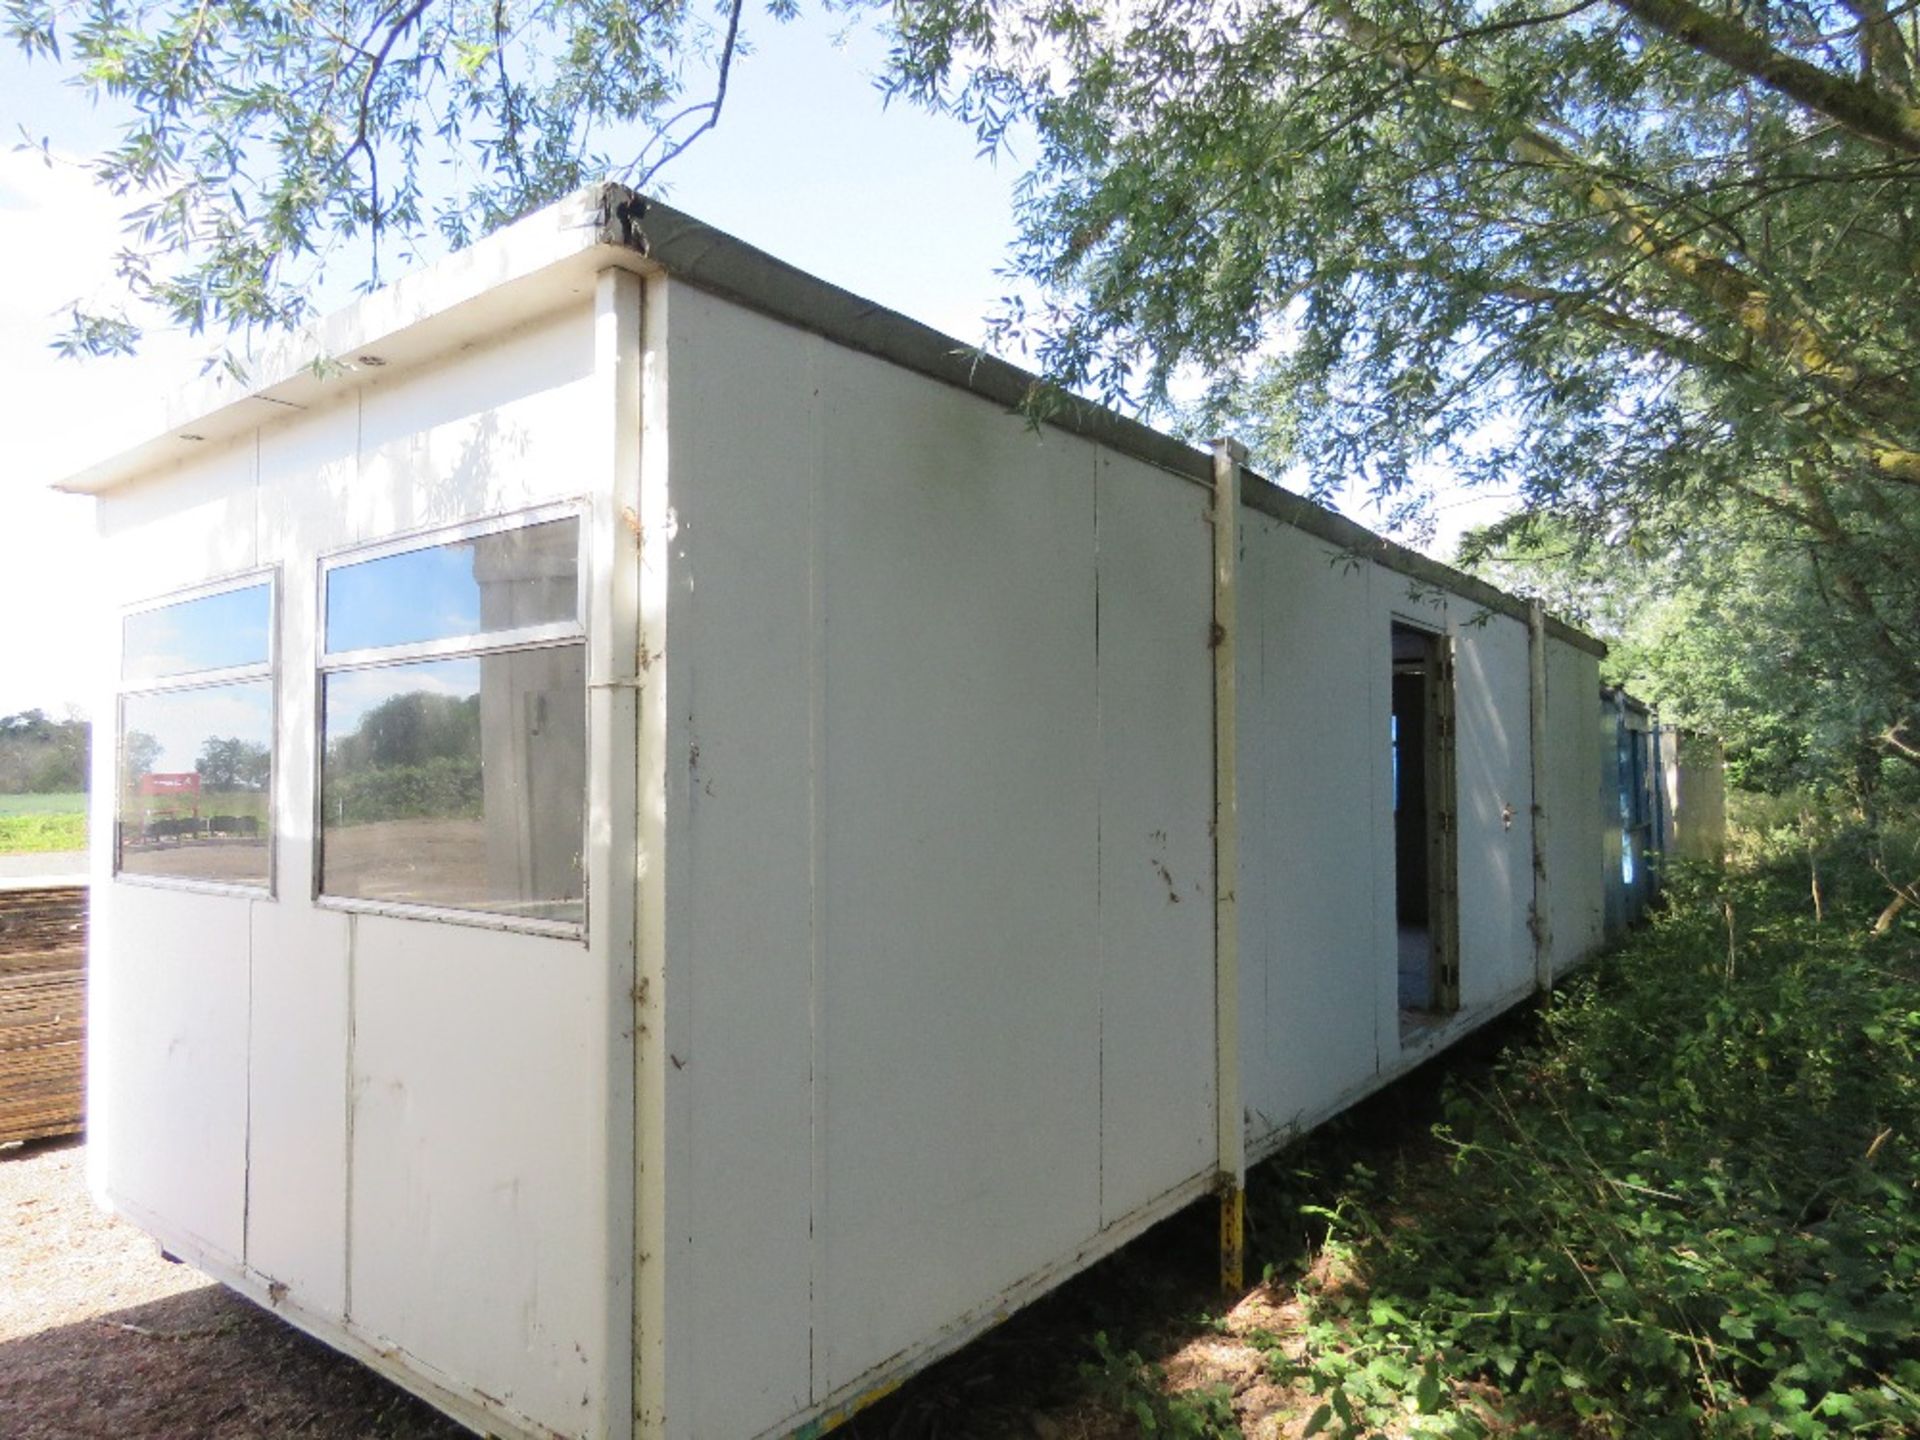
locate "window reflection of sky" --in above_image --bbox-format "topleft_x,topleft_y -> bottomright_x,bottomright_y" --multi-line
122,681 -> 273,776
123,584 -> 270,681
326,520 -> 576,653
324,658 -> 480,740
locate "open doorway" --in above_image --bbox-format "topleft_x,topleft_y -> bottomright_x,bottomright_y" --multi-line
1391,622 -> 1460,1034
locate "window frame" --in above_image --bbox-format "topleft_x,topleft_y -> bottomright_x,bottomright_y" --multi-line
115,568 -> 280,899
311,502 -> 591,939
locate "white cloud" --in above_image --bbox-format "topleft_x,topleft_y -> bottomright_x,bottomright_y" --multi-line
123,683 -> 273,774
325,661 -> 477,736
0,148 -> 210,718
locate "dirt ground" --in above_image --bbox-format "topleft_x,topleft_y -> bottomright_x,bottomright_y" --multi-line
1,1136 -> 1329,1440
0,1138 -> 466,1439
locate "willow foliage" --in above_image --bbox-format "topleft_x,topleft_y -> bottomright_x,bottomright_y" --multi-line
11,0 -> 1919,762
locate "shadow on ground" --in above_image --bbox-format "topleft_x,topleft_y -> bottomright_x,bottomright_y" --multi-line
0,1265 -> 465,1440
1,1003 -> 1538,1440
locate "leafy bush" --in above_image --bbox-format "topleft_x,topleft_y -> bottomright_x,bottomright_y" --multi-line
322,757 -> 482,826
1080,1333 -> 1238,1438
1273,856 -> 1920,1437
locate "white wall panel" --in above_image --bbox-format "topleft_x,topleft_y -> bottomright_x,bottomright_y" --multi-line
240,408 -> 353,1318
93,440 -> 261,1262
347,917 -> 610,1439
1452,612 -> 1534,1012
659,286 -> 817,1438
95,440 -> 261,601
353,308 -> 596,545
1239,521 -> 1384,1140
93,885 -> 252,1263
663,288 -> 1230,1427
1093,451 -> 1216,1225
244,903 -> 349,1315
810,346 -> 1102,1394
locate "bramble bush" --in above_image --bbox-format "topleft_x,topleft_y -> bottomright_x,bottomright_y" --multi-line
1265,844 -> 1920,1437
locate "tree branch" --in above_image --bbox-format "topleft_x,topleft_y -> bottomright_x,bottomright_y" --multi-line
634,0 -> 744,188
1609,0 -> 1920,155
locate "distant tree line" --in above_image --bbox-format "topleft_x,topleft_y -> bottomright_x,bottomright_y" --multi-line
196,736 -> 270,792
0,710 -> 89,795
323,690 -> 483,826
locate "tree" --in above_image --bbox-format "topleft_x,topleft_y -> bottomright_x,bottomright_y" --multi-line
12,0 -> 1918,774
329,690 -> 480,771
121,728 -> 161,783
0,708 -> 90,792
5,0 -> 788,351
1466,512 -> 1910,809
881,0 -> 1920,772
195,734 -> 270,791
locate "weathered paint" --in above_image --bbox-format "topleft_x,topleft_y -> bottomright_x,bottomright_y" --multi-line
89,303 -> 627,1440
659,283 -> 1221,1437
1210,439 -> 1245,1294
73,185 -> 1633,1440
1450,607 -> 1533,1016
1237,517 -> 1390,1148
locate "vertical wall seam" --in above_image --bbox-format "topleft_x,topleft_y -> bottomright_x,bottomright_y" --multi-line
253,428 -> 263,567
241,900 -> 256,1269
342,909 -> 356,1320
1368,566 -> 1384,1075
1091,447 -> 1105,1229
243,421 -> 263,1272
596,265 -> 646,1440
1210,439 -> 1245,1295
804,333 -> 828,1405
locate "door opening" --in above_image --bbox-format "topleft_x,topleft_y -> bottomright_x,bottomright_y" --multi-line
1391,622 -> 1459,1034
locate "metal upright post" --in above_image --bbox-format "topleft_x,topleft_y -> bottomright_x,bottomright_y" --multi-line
1211,438 -> 1246,1297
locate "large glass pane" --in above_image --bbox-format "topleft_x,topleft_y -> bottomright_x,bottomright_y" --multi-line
118,681 -> 273,886
320,646 -> 585,923
123,583 -> 271,682
326,518 -> 579,654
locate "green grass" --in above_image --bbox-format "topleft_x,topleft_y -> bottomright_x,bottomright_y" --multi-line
0,811 -> 87,854
0,790 -> 86,817
124,789 -> 268,825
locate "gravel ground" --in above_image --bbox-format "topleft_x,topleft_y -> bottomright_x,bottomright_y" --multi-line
1,1135 -> 1322,1440
0,1137 -> 466,1439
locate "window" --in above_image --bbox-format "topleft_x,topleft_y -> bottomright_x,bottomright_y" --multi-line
317,509 -> 586,929
117,576 -> 276,890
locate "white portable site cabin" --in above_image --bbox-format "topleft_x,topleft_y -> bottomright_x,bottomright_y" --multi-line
64,184 -> 1627,1440
1601,693 -> 1729,932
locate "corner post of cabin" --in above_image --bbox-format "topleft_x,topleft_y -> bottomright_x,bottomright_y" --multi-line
629,264 -> 677,1440
589,261 -> 646,1440
1210,437 -> 1246,1297
1526,599 -> 1553,997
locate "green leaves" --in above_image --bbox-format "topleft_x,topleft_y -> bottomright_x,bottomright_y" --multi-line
887,0 -> 1920,781
12,0 -> 783,353
1268,849 -> 1920,1437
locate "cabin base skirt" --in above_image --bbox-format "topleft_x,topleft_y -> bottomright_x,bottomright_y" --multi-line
767,1166 -> 1219,1440
101,1193 -> 559,1440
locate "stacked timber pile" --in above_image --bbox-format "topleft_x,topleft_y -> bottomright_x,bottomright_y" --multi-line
0,885 -> 86,1145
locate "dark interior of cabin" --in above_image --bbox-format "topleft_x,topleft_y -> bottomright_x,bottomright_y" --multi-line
1392,623 -> 1436,1015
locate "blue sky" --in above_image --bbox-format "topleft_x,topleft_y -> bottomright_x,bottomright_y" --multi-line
0,12 -> 1031,719
0,9 -> 1502,718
